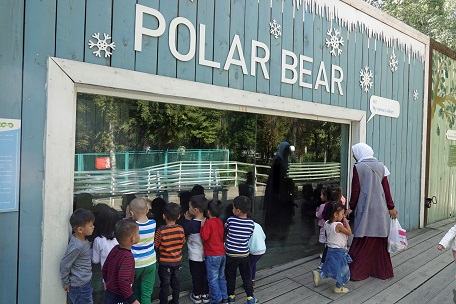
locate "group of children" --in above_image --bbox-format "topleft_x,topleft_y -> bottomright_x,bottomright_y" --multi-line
60,194 -> 266,304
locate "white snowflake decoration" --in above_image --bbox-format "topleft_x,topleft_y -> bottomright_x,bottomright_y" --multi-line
325,28 -> 344,56
269,19 -> 282,39
88,33 -> 116,58
413,90 -> 419,101
359,66 -> 374,93
389,50 -> 398,72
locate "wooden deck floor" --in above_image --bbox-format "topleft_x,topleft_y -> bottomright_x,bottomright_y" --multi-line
162,218 -> 456,304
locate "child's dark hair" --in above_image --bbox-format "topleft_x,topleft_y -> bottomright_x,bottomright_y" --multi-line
94,206 -> 119,240
151,197 -> 167,217
191,184 -> 205,196
320,187 -> 328,199
164,202 -> 181,221
121,194 -> 136,213
327,186 -> 342,203
115,219 -> 138,244
178,190 -> 192,213
208,199 -> 224,218
233,196 -> 251,214
70,208 -> 95,230
325,201 -> 345,223
190,194 -> 208,213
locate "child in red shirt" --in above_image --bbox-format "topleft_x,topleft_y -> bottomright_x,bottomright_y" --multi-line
200,199 -> 228,304
102,219 -> 140,304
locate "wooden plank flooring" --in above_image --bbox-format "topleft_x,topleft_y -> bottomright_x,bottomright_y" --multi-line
162,218 -> 456,304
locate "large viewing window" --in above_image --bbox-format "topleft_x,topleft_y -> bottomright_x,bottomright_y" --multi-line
74,93 -> 349,301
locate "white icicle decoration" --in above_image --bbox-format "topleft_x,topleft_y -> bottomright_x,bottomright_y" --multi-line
278,0 -> 426,61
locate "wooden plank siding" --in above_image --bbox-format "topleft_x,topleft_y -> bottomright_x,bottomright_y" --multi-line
84,0 -> 112,66
312,10 -> 323,105
135,0 -> 160,74
111,0 -> 136,70
157,0 -> 178,78
0,1 -> 23,302
212,0 -> 230,87
281,1 -> 294,99
228,0 -> 246,90
302,10 -> 314,102
243,0 -> 258,92
196,0 -> 215,85
270,0 -> 282,97
390,47 -> 400,222
177,0 -> 197,81
19,1 -> 57,303
292,5 -> 304,101
256,0 -> 270,95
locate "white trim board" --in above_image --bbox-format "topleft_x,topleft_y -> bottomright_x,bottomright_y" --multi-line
43,57 -> 366,303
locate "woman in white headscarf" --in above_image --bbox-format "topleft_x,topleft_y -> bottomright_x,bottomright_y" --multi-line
346,143 -> 398,281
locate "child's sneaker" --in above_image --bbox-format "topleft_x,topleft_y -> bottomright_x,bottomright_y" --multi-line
228,295 -> 236,303
221,299 -> 229,304
312,270 -> 321,287
333,286 -> 349,294
202,294 -> 210,304
190,293 -> 203,304
246,296 -> 258,304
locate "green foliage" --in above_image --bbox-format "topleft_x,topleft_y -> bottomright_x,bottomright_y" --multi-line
365,0 -> 456,50
76,96 -> 344,166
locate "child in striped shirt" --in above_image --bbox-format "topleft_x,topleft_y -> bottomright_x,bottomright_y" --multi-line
102,219 -> 140,304
155,202 -> 186,304
225,196 -> 258,304
128,198 -> 157,304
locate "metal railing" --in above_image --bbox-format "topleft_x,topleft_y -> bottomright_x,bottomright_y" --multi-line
73,161 -> 340,196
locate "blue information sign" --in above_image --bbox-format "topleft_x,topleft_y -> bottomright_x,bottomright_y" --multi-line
0,118 -> 21,212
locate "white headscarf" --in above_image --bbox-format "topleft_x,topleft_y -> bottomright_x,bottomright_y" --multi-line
352,143 -> 390,177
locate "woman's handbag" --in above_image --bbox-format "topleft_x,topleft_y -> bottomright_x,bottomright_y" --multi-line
387,218 -> 408,253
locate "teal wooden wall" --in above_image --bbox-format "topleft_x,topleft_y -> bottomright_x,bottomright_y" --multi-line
0,0 -> 426,302
0,0 -> 23,302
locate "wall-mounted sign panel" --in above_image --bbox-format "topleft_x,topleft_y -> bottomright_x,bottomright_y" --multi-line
446,130 -> 456,141
0,118 -> 21,212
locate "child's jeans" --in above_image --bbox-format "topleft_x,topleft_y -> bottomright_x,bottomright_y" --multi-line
68,280 -> 93,304
158,264 -> 181,304
104,289 -> 128,304
206,255 -> 228,303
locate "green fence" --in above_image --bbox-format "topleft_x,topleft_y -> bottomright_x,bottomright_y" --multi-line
75,149 -> 230,171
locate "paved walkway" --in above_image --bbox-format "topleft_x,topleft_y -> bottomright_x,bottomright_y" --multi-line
155,218 -> 456,304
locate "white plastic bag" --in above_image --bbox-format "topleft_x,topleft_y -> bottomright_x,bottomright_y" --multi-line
387,218 -> 408,253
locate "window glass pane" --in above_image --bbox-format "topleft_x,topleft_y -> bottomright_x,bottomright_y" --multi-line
74,93 -> 348,301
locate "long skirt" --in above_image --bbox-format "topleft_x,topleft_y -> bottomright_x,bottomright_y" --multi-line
348,237 -> 394,281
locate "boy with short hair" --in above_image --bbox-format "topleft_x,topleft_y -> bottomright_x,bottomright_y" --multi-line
129,197 -> 157,304
183,194 -> 210,304
200,199 -> 229,304
60,208 -> 96,304
225,196 -> 258,304
103,219 -> 140,304
155,202 -> 186,304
